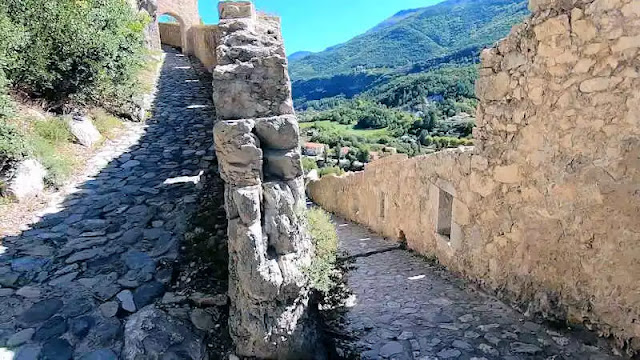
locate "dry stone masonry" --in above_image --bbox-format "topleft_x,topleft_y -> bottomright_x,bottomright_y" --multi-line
310,0 -> 640,354
212,2 -> 316,358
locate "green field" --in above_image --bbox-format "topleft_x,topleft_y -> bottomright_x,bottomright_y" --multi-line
300,120 -> 390,140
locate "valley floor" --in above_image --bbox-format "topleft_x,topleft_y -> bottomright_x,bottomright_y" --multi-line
330,215 -> 621,359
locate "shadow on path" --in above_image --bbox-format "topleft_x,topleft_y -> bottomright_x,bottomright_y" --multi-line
0,46 -> 224,359
329,214 -> 622,360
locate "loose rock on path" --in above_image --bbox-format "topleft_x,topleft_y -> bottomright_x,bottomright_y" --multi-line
330,215 -> 621,359
0,47 -> 221,359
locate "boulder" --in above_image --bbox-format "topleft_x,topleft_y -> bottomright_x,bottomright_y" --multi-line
306,169 -> 319,182
68,114 -> 102,147
5,159 -> 47,201
123,306 -> 207,360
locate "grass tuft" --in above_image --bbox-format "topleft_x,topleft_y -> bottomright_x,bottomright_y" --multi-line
91,108 -> 124,140
318,166 -> 345,178
33,118 -> 72,144
306,207 -> 339,294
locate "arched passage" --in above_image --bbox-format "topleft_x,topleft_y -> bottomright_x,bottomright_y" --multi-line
158,13 -> 186,51
156,0 -> 201,54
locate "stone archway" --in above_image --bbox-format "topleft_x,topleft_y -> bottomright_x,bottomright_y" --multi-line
158,12 -> 187,51
131,0 -> 218,70
157,0 -> 201,55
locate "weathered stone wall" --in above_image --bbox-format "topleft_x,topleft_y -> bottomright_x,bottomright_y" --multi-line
211,2 -> 317,358
191,25 -> 218,71
309,0 -> 640,352
158,23 -> 182,48
157,0 -> 200,54
159,23 -> 218,70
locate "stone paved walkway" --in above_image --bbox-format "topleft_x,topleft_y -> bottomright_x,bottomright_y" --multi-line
331,215 -> 621,360
0,47 -> 217,359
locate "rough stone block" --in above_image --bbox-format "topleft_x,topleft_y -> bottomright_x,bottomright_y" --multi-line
228,220 -> 283,300
612,35 -> 640,53
254,115 -> 300,150
471,155 -> 489,171
263,182 -> 300,255
264,149 -> 303,180
579,77 -> 622,93
534,16 -> 569,40
572,20 -> 597,42
214,120 -> 263,186
67,115 -> 102,147
622,2 -> 640,17
476,72 -> 510,101
212,60 -> 294,120
470,172 -> 496,197
224,186 -> 239,220
494,165 -> 521,184
231,185 -> 262,225
502,52 -> 527,70
453,199 -> 471,226
528,0 -> 555,12
218,1 -> 254,20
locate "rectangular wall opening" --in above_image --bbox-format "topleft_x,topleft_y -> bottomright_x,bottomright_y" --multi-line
437,188 -> 453,239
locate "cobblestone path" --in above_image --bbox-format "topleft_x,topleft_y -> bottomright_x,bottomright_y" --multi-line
331,216 -> 620,360
0,47 -> 219,359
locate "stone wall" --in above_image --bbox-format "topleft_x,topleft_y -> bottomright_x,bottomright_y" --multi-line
158,23 -> 182,48
159,23 -> 218,70
309,0 -> 640,353
211,2 -> 317,358
190,25 -> 218,71
157,0 -> 200,54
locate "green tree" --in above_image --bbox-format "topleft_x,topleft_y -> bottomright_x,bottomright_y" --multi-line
1,0 -> 147,109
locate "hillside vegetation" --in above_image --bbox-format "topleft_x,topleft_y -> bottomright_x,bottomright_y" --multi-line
0,0 -> 151,197
294,0 -> 528,166
290,0 -> 528,81
290,0 -> 528,106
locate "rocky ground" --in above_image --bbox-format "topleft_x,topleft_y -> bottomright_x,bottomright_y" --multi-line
0,47 -> 230,359
328,215 -> 623,360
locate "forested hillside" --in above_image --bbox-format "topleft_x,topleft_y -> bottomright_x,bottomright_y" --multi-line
290,0 -> 527,80
290,0 -> 528,105
294,0 -> 529,169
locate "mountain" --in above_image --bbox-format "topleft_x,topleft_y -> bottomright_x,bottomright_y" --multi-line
289,0 -> 529,103
288,51 -> 314,62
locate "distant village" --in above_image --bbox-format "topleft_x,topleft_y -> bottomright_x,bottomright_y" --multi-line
301,141 -> 397,175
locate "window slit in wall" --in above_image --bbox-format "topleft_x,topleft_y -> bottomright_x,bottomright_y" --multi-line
437,188 -> 453,239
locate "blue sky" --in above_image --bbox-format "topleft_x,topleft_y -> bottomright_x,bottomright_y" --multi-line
162,0 -> 444,55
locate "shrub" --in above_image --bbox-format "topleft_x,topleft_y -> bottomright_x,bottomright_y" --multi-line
0,121 -> 29,159
0,72 -> 13,120
318,166 -> 345,178
0,122 -> 28,195
0,0 -> 147,109
305,207 -> 339,294
301,157 -> 318,173
0,11 -> 25,120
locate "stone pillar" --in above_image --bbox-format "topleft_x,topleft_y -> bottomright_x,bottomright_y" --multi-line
211,2 -> 316,358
